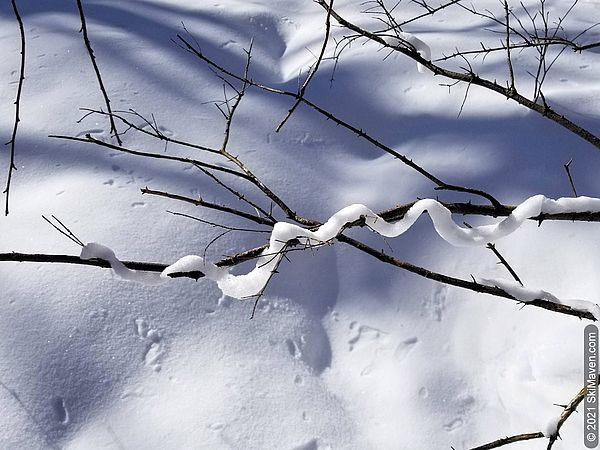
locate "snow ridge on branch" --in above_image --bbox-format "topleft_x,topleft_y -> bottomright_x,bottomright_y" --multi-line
82,195 -> 600,307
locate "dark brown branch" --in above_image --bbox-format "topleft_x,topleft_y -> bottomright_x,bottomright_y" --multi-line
0,245 -> 267,280
486,243 -> 523,286
336,234 -> 596,320
203,39 -> 312,226
5,0 -> 26,216
504,0 -> 516,92
81,108 -> 220,155
315,0 -> 600,152
49,134 -> 251,181
469,432 -> 544,450
75,0 -> 122,145
575,41 -> 600,51
196,166 -> 273,221
4,231 -> 594,321
141,187 -> 276,226
377,200 -> 600,224
470,381 -> 593,449
547,384 -> 589,449
398,0 -> 462,27
564,159 -> 578,197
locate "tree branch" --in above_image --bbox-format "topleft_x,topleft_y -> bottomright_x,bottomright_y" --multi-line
315,0 -> 600,152
5,0 -> 26,216
176,33 -> 506,210
75,0 -> 122,145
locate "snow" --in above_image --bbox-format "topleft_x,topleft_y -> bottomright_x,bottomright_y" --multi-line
164,196 -> 600,300
1,0 -> 599,449
477,277 -> 600,320
544,415 -> 560,438
80,242 -> 163,285
383,32 -> 431,73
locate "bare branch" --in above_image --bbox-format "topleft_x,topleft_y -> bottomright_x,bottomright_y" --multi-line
176,33 -> 506,209
48,134 -> 251,181
469,432 -> 544,450
5,0 -> 26,216
470,381 -> 595,449
141,187 -> 276,226
336,234 -> 596,321
75,0 -> 122,145
315,0 -> 600,152
564,158 -> 578,197
276,0 -> 333,132
42,215 -> 85,247
486,243 -> 523,286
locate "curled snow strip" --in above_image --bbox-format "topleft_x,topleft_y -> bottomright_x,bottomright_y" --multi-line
477,277 -> 600,320
83,195 -> 600,300
384,32 -> 432,73
160,194 -> 600,300
80,242 -> 164,285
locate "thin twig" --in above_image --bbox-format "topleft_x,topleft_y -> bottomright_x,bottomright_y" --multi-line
486,243 -> 523,286
564,159 -> 578,197
80,108 -> 220,155
49,134 -> 251,181
42,215 -> 85,247
75,0 -> 122,145
504,0 -> 516,93
5,0 -> 26,216
469,432 -> 544,449
314,0 -> 600,151
276,0 -> 333,132
167,210 -> 269,233
176,33 -> 506,210
141,187 -> 276,226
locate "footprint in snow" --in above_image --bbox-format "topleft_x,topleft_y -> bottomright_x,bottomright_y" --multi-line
422,285 -> 447,321
134,318 -> 164,372
50,396 -> 69,425
347,321 -> 388,352
444,393 -> 476,432
394,336 -> 418,362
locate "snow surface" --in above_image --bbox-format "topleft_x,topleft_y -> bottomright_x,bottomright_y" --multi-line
1,0 -> 600,449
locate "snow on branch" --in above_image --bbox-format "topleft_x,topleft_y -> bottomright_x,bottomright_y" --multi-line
80,195 -> 600,310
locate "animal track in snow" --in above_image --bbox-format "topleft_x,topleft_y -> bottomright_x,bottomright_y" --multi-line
444,417 -> 463,432
292,438 -> 320,450
347,322 -> 388,352
134,318 -> 164,372
51,396 -> 69,424
141,123 -> 174,137
208,422 -> 224,432
394,336 -> 418,362
444,393 -> 476,432
422,285 -> 447,321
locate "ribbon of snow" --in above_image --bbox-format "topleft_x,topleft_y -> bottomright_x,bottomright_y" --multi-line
80,242 -> 164,285
383,33 -> 431,73
81,195 -> 600,301
477,277 -> 600,320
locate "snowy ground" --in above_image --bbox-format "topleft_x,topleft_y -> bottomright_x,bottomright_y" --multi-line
1,0 -> 600,449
